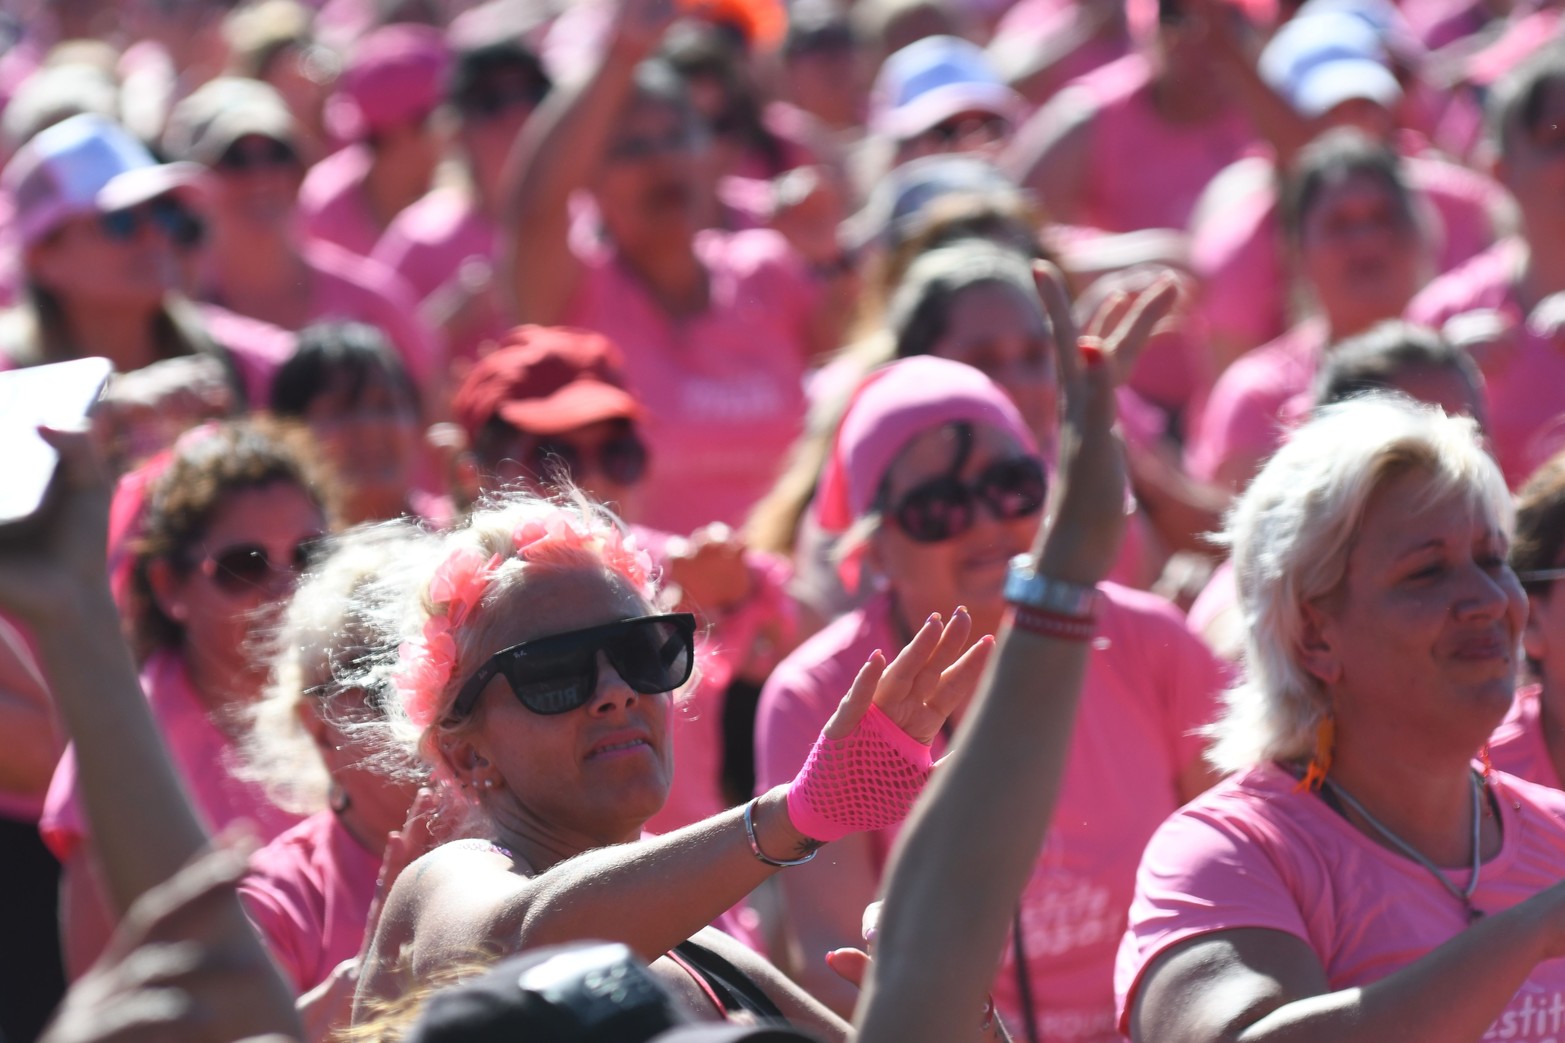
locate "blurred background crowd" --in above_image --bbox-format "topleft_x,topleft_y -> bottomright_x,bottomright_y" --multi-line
7,0 -> 1565,1037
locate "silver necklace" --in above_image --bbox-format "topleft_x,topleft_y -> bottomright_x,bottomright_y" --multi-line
1320,771 -> 1486,922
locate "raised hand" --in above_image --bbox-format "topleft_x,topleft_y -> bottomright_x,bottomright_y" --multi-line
609,0 -> 679,60
0,425 -> 114,628
1034,262 -> 1177,584
824,608 -> 992,745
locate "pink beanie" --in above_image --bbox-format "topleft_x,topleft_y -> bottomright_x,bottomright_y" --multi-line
816,356 -> 1038,534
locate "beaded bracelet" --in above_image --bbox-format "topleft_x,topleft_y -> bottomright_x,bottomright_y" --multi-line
1008,604 -> 1097,642
743,797 -> 818,868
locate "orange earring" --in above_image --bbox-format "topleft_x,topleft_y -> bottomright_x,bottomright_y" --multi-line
1479,743 -> 1493,781
1295,714 -> 1336,793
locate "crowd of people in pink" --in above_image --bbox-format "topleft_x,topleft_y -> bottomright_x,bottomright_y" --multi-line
7,0 -> 1565,1039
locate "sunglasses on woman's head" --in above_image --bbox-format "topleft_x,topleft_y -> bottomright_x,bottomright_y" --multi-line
215,137 -> 299,173
198,538 -> 324,595
98,197 -> 205,249
522,431 -> 649,487
451,613 -> 697,719
891,456 -> 1047,543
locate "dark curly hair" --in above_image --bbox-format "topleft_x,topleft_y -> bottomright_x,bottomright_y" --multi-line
128,418 -> 329,661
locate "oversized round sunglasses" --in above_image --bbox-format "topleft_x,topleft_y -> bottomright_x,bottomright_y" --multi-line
890,456 -> 1048,543
450,613 -> 697,719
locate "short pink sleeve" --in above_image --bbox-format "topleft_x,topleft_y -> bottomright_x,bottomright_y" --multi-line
1114,798 -> 1313,1028
239,869 -> 314,993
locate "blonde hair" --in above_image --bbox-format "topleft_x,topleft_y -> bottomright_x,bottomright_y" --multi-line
1207,394 -> 1512,772
359,488 -> 673,785
235,520 -> 434,813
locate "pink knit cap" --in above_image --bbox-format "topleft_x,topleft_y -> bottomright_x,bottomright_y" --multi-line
816,356 -> 1039,533
327,24 -> 451,141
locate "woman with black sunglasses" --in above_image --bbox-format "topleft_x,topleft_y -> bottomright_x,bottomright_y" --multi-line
161,77 -> 441,407
38,419 -> 330,980
0,114 -> 270,455
448,323 -> 807,880
754,278 -> 1228,1041
349,487 -> 991,1038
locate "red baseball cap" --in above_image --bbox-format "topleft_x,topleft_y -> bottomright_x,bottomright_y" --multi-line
451,325 -> 643,440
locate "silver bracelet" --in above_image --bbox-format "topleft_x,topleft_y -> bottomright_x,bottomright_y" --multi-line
1003,554 -> 1100,619
743,797 -> 818,868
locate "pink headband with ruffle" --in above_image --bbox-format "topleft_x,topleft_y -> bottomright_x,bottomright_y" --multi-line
397,510 -> 655,729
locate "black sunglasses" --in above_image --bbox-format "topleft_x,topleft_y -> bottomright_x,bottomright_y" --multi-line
198,538 -> 323,595
451,613 -> 697,719
892,456 -> 1047,543
215,136 -> 299,173
523,431 -> 649,486
455,76 -> 550,118
99,197 -> 205,249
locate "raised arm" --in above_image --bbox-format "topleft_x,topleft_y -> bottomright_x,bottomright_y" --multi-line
500,0 -> 672,326
361,611 -> 992,1005
855,266 -> 1178,1043
0,427 -> 299,1040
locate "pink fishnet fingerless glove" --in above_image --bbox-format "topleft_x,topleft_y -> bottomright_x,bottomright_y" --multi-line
786,703 -> 934,843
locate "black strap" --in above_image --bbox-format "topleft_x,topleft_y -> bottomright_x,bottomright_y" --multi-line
1011,907 -> 1040,1043
671,940 -> 787,1021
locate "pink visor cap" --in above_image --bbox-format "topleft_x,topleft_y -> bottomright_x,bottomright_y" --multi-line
816,355 -> 1040,534
4,113 -> 203,247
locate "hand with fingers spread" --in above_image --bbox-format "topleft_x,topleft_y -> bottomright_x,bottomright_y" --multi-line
787,609 -> 994,844
1033,261 -> 1179,584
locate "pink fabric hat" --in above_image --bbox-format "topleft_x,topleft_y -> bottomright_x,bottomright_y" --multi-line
816,355 -> 1039,533
327,23 -> 451,141
3,113 -> 203,247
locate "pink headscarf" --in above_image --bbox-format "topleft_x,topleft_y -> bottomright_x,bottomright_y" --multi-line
816,356 -> 1039,536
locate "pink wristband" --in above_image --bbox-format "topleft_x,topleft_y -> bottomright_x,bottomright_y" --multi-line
785,703 -> 934,843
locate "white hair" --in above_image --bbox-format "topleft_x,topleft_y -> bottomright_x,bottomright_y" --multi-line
234,519 -> 436,813
1205,394 -> 1513,773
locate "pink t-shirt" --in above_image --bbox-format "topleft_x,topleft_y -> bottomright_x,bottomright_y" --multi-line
297,143 -> 383,261
239,809 -> 382,995
298,240 -> 441,396
756,587 -> 1226,1043
371,186 -> 502,373
1184,319 -> 1326,488
1408,239 -> 1565,487
1491,686 -> 1565,792
1116,763 -> 1565,1036
40,648 -> 301,862
1071,55 -> 1259,234
196,302 -> 295,407
560,228 -> 817,534
1194,151 -> 1501,366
